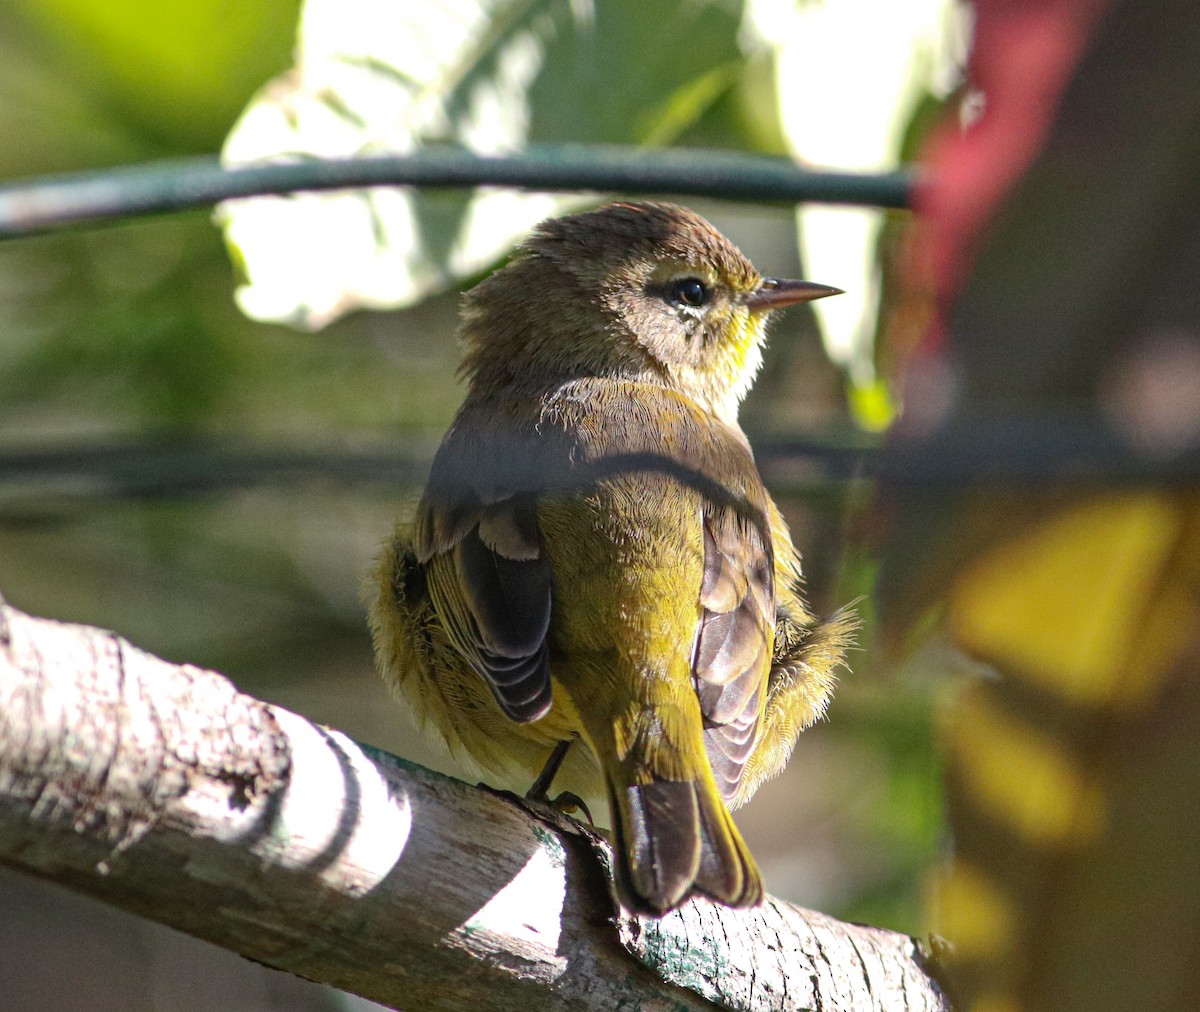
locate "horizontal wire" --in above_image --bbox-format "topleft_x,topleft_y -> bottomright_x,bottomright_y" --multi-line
1,420 -> 1198,514
0,147 -> 915,240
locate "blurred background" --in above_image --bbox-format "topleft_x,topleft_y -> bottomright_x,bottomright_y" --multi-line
0,1 -> 963,1008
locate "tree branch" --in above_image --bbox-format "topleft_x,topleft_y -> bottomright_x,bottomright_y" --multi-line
0,596 -> 947,1011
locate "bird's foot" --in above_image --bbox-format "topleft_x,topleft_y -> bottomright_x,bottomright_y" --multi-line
546,790 -> 593,826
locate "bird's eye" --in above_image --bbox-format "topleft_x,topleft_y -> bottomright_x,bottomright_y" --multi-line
667,277 -> 708,309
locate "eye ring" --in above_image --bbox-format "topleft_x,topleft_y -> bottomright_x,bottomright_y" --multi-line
666,277 -> 708,309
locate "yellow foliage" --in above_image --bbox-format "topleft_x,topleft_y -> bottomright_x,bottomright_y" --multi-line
933,858 -> 1017,960
946,686 -> 1107,848
948,494 -> 1186,709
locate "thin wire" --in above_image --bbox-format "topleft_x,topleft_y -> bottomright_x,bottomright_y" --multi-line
0,147 -> 915,240
1,420 -> 1198,513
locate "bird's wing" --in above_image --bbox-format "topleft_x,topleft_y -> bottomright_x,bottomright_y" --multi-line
694,505 -> 775,804
414,420 -> 555,724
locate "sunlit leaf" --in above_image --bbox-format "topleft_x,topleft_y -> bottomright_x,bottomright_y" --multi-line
219,0 -> 751,329
763,0 -> 966,386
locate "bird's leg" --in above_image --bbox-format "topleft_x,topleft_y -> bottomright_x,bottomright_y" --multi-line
528,737 -> 573,801
526,736 -> 593,824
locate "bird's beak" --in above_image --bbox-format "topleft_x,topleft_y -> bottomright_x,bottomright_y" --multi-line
745,278 -> 843,312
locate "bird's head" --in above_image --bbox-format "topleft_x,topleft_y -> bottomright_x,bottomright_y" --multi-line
460,201 -> 840,422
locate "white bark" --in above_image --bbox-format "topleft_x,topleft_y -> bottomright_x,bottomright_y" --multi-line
0,598 -> 947,1011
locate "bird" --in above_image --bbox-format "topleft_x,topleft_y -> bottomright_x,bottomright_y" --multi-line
369,200 -> 854,915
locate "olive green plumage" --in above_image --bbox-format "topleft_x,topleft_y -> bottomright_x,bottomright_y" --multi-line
370,201 -> 854,914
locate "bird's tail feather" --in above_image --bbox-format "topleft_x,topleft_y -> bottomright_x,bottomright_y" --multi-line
609,775 -> 763,914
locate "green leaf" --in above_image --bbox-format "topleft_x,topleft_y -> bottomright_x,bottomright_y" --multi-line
218,0 -> 750,329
